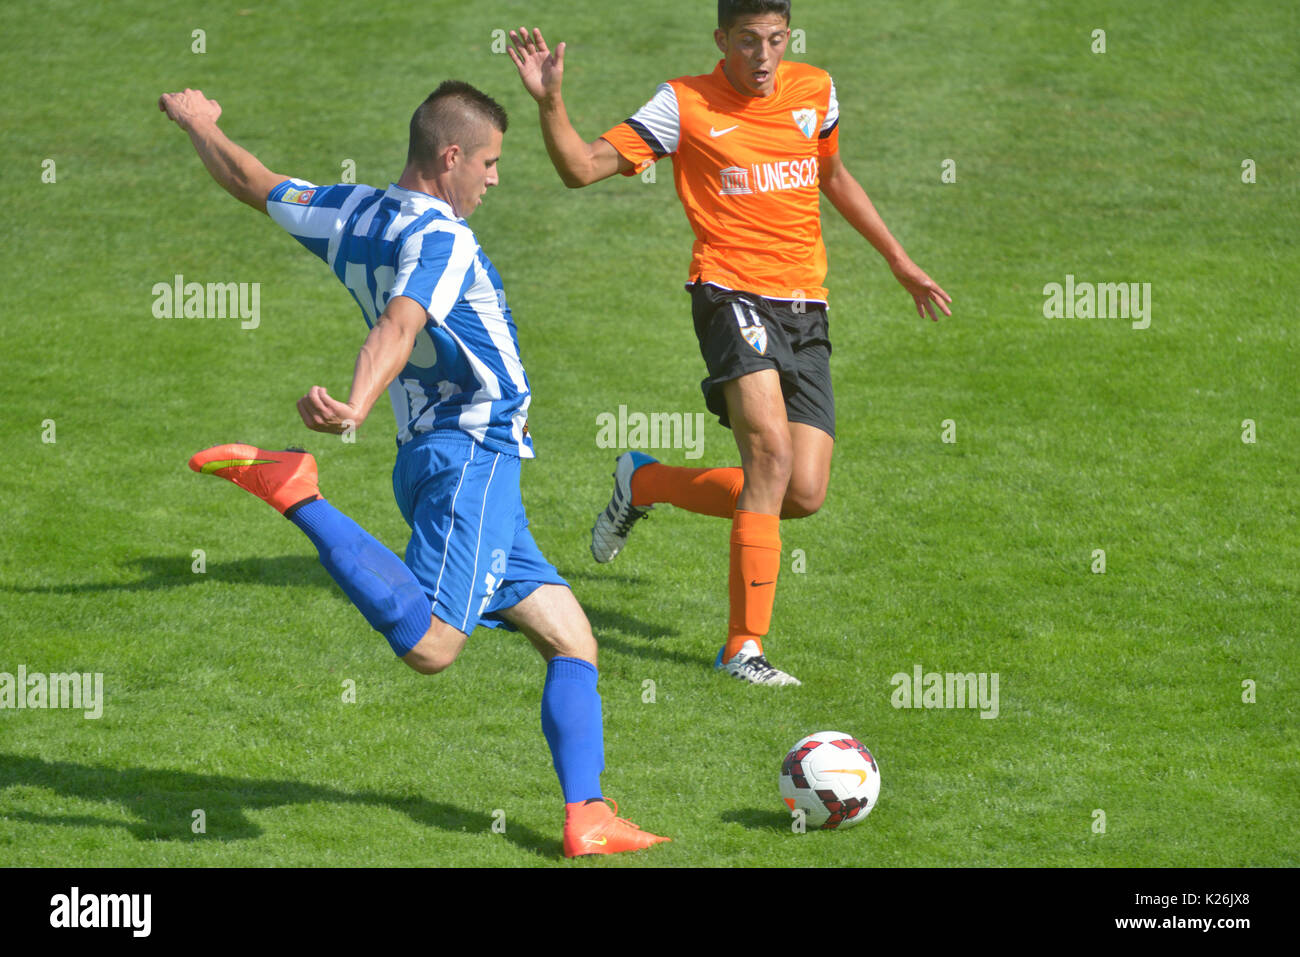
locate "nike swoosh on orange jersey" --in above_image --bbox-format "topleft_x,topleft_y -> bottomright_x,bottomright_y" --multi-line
709,125 -> 739,137
826,768 -> 868,786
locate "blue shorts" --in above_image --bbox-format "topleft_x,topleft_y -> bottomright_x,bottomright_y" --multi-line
392,430 -> 568,637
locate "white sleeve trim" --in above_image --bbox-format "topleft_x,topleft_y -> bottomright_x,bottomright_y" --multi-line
629,82 -> 681,155
821,80 -> 839,134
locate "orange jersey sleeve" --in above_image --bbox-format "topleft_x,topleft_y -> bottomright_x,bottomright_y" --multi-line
601,128 -> 656,176
603,61 -> 841,301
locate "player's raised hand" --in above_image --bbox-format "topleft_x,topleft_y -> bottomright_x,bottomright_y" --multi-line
890,258 -> 952,322
158,88 -> 222,131
507,27 -> 565,101
297,385 -> 363,435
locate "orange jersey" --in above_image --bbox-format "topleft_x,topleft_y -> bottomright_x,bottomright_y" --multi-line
602,59 -> 840,302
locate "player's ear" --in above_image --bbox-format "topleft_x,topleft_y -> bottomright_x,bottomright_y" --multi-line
442,144 -> 461,171
713,28 -> 728,54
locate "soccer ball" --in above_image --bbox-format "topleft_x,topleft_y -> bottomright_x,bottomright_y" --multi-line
780,731 -> 881,830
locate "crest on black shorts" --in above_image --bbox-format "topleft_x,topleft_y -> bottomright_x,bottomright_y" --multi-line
731,301 -> 768,355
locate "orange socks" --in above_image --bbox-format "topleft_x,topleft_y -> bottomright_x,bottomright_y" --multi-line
629,465 -> 780,661
725,510 -> 781,661
630,463 -> 743,518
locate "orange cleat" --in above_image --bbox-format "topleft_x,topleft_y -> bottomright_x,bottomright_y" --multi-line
563,799 -> 670,858
189,444 -> 320,514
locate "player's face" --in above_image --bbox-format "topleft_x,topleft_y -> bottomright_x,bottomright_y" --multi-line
714,14 -> 790,98
448,126 -> 503,219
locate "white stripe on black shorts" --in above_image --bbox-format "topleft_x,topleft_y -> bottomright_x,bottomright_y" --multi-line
688,281 -> 835,438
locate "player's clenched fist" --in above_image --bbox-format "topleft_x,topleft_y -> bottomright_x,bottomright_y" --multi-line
158,88 -> 222,131
297,385 -> 363,435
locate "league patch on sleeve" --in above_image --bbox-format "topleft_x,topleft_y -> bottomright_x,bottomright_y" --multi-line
281,187 -> 316,205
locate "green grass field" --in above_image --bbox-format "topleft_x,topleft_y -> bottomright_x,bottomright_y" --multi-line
1,0 -> 1296,868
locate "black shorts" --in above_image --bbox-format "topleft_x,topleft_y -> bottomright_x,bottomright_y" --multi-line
689,281 -> 835,438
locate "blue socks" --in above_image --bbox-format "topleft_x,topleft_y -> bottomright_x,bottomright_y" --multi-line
541,657 -> 605,804
288,500 -> 605,805
287,498 -> 431,654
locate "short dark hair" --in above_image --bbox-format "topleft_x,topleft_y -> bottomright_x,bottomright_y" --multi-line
718,0 -> 791,31
407,80 -> 508,173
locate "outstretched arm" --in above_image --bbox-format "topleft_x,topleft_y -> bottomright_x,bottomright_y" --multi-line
819,152 -> 952,321
507,27 -> 631,188
296,295 -> 427,435
158,88 -> 286,213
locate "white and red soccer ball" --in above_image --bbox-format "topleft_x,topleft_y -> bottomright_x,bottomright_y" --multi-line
780,731 -> 881,830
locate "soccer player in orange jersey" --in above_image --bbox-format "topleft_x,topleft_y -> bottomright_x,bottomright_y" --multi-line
509,1 -> 951,685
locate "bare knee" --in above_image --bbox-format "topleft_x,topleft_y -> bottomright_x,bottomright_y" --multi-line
746,429 -> 794,484
403,647 -> 456,675
556,621 -> 598,664
500,584 -> 598,665
739,428 -> 794,513
532,600 -> 598,665
782,482 -> 826,519
401,619 -> 467,675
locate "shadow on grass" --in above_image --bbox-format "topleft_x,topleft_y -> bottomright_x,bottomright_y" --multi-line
576,604 -> 718,671
0,753 -> 558,856
720,808 -> 794,833
560,568 -> 649,587
0,555 -> 329,595
582,604 -> 678,642
4,558 -> 704,669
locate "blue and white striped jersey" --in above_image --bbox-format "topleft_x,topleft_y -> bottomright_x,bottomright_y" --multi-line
267,179 -> 534,458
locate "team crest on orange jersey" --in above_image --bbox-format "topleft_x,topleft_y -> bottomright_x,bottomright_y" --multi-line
792,108 -> 817,139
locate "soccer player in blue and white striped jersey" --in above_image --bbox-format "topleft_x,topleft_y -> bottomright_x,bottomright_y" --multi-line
267,167 -> 533,456
159,82 -> 666,856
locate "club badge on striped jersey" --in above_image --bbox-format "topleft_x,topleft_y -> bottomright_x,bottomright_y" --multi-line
792,108 -> 817,139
